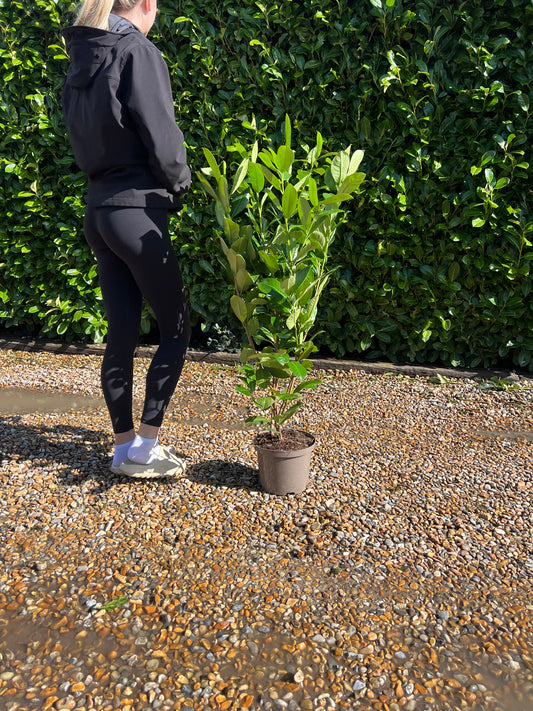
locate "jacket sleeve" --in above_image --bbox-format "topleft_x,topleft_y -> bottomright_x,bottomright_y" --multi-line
123,42 -> 191,197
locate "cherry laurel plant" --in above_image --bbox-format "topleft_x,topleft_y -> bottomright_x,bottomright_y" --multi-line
199,117 -> 365,440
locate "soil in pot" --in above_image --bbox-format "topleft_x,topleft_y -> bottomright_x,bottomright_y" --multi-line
253,429 -> 314,451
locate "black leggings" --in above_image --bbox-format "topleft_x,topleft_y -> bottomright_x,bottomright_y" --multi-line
84,206 -> 190,434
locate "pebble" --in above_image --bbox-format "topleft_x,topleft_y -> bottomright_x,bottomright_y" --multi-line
0,349 -> 532,710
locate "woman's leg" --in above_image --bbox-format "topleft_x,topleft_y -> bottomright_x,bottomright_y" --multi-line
88,206 -> 191,441
84,207 -> 142,440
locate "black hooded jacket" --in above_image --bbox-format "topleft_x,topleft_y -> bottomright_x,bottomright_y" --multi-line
61,15 -> 191,210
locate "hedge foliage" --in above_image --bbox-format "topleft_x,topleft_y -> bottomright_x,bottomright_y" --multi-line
1,0 -> 532,369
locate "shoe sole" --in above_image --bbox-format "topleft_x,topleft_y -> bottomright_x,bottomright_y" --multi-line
117,445 -> 186,479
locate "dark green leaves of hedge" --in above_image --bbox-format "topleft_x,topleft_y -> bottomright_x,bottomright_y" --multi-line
1,0 -> 531,369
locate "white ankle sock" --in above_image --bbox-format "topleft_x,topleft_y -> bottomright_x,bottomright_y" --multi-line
127,435 -> 159,465
112,439 -> 135,468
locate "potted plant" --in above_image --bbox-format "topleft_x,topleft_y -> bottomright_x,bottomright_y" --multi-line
198,116 -> 365,494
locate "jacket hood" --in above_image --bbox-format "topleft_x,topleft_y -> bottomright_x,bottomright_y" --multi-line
62,22 -> 137,88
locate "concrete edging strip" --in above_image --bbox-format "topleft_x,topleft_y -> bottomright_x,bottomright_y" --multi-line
0,337 -> 530,383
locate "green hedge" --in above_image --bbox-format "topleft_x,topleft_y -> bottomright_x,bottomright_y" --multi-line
1,0 -> 531,369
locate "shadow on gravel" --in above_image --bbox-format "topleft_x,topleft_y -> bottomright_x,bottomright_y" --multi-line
1,415 -> 261,494
186,459 -> 260,492
0,415 -> 111,481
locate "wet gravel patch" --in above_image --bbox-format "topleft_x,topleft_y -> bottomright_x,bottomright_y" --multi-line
0,349 -> 532,711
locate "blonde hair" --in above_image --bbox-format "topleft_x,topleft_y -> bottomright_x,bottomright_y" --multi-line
74,0 -> 140,30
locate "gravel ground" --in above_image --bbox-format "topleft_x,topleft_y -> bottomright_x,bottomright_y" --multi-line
0,348 -> 532,711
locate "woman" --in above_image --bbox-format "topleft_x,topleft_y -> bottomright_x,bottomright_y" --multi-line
61,0 -> 192,478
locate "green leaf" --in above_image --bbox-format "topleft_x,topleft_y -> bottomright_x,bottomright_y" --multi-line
236,268 -> 253,292
316,132 -> 323,158
276,145 -> 295,173
323,193 -> 353,205
202,147 -> 222,181
259,250 -> 279,273
494,178 -> 509,190
258,164 -> 281,190
338,172 -> 365,195
257,278 -> 286,298
294,378 -> 322,393
517,93 -> 530,112
225,248 -> 243,273
286,307 -> 301,330
101,596 -> 129,611
298,196 -> 312,225
348,149 -> 364,174
223,218 -> 239,242
276,402 -> 302,424
284,114 -> 291,149
216,174 -> 230,211
231,158 -> 249,195
239,347 -> 256,364
517,349 -> 530,367
235,384 -> 254,396
256,368 -> 272,387
248,162 -> 265,192
256,396 -> 275,410
230,295 -> 247,323
260,352 -> 290,368
448,262 -> 460,281
282,182 -> 298,219
246,415 -> 269,426
300,342 -> 318,360
278,392 -> 300,401
330,149 -> 350,185
288,361 -> 308,378
258,149 -> 277,172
